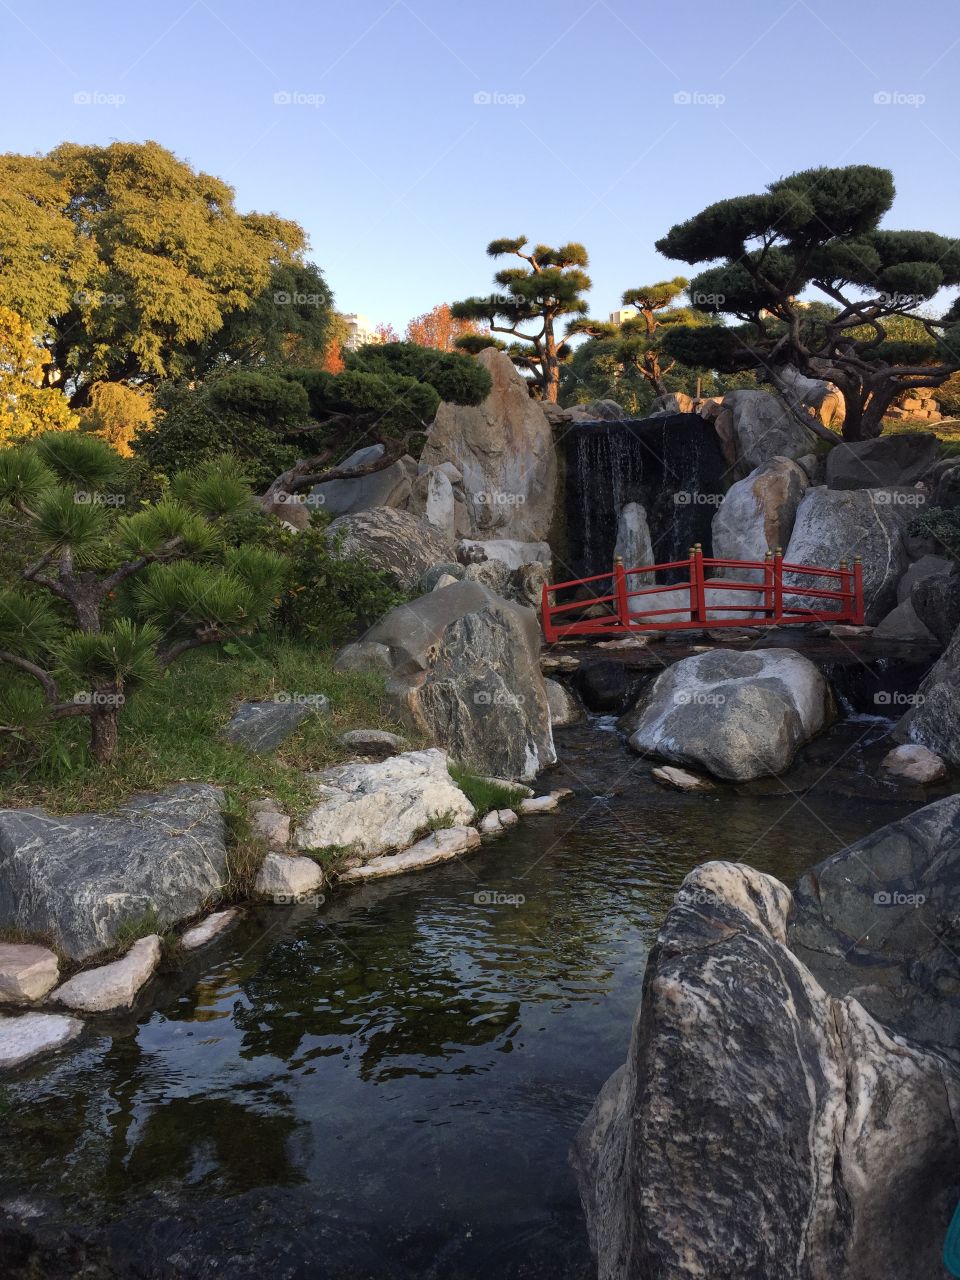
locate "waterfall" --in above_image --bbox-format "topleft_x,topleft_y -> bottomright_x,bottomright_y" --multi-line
562,414 -> 726,580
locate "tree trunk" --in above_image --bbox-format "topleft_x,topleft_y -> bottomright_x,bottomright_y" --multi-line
89,709 -> 119,764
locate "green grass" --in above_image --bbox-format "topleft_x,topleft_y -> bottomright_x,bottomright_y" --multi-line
0,638 -> 414,818
449,765 -> 526,817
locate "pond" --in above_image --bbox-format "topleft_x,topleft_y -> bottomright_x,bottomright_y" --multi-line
0,716 -> 926,1279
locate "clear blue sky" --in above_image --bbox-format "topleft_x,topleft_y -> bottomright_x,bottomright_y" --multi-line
1,0 -> 958,330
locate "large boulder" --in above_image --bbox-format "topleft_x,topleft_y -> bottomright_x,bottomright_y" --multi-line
0,785 -> 226,962
897,627 -> 960,764
713,390 -> 819,478
345,582 -> 556,781
613,502 -> 654,587
777,364 -> 845,427
791,795 -> 960,1051
295,748 -> 474,856
326,507 -> 450,590
872,598 -> 937,643
309,444 -> 411,517
624,648 -> 834,780
783,486 -> 920,624
573,859 -> 960,1280
826,432 -> 940,491
711,457 -> 808,582
456,538 -> 552,572
420,349 -> 557,540
898,553 -> 954,603
408,467 -> 456,547
911,564 -> 960,646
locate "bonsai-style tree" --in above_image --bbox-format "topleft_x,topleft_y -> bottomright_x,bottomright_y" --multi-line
0,433 -> 285,762
451,238 -> 592,402
655,165 -> 960,439
261,341 -> 491,502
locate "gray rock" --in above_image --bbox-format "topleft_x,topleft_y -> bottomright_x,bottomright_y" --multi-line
249,807 -> 290,849
826,431 -> 940,490
651,765 -> 715,791
783,486 -> 921,624
573,859 -> 960,1280
711,457 -> 808,582
409,468 -> 456,547
872,597 -> 937,643
254,852 -> 324,902
337,825 -> 481,881
897,553 -> 953,603
417,562 -> 465,592
613,502 -> 654,587
333,640 -> 394,676
897,627 -> 960,764
326,506 -> 451,590
791,796 -> 960,1050
337,729 -> 407,754
0,785 -> 227,961
880,743 -> 947,784
625,648 -> 834,780
296,749 -> 474,856
0,944 -> 59,1004
221,697 -> 327,752
180,909 -> 238,950
456,538 -> 552,571
309,444 -> 412,517
0,1012 -> 83,1070
714,390 -> 819,477
544,678 -> 581,727
911,565 -> 960,646
53,935 -> 161,1013
776,363 -> 845,427
421,349 -> 557,540
436,461 -> 462,485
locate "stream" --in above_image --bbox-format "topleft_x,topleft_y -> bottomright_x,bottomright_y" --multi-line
0,715 -> 933,1279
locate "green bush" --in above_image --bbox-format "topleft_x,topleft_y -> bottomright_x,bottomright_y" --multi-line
911,505 -> 960,556
205,370 -> 309,426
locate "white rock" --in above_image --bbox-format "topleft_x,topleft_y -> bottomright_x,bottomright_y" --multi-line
432,573 -> 459,590
295,749 -> 474,856
254,852 -> 324,901
496,808 -> 519,827
251,808 -> 291,848
180,909 -> 239,950
456,538 -> 553,571
337,728 -> 406,753
881,744 -> 948,784
652,765 -> 716,792
479,776 -> 534,797
0,944 -> 59,1003
520,795 -> 560,814
338,826 -> 481,881
479,811 -> 504,834
53,936 -> 161,1013
0,1012 -> 83,1070
544,678 -> 581,727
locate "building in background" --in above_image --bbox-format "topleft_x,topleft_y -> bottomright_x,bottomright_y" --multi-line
343,313 -> 377,350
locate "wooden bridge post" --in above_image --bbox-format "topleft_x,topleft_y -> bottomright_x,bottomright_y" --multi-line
763,550 -> 774,621
773,548 -> 784,623
613,555 -> 630,630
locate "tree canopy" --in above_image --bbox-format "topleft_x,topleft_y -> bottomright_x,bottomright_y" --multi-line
451,237 -> 591,402
405,302 -> 485,351
0,305 -> 78,443
0,141 -> 332,402
655,165 -> 960,438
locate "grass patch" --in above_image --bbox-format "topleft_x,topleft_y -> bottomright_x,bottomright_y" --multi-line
304,843 -> 357,875
0,638 -> 413,818
449,765 -> 526,817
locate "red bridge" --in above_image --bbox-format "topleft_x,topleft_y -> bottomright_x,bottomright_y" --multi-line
541,547 -> 865,643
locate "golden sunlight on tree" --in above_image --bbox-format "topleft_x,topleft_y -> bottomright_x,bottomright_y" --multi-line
405,302 -> 486,352
79,381 -> 155,456
0,305 -> 78,443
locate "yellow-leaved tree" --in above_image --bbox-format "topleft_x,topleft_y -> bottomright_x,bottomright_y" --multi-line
0,305 -> 78,444
79,381 -> 154,456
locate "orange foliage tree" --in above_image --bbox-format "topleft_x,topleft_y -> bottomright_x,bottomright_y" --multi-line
405,303 -> 485,352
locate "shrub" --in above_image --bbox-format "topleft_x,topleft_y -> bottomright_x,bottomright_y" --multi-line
449,765 -> 526,816
910,505 -> 960,556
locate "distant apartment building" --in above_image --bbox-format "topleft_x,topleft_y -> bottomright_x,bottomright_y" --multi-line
343,313 -> 377,350
609,306 -> 639,326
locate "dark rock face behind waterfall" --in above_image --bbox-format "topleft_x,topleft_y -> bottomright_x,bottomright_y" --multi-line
562,414 -> 726,578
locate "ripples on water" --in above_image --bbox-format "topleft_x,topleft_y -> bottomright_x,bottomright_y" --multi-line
0,718 -> 926,1278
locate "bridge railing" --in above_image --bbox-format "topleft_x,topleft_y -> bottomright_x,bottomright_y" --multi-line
541,545 -> 865,643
